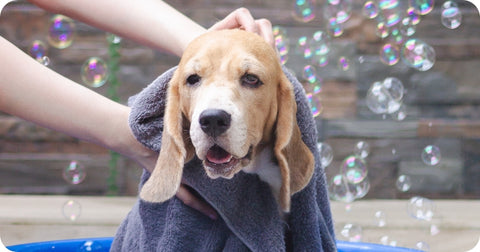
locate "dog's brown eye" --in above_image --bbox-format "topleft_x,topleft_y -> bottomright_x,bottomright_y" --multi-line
186,74 -> 201,85
241,74 -> 262,87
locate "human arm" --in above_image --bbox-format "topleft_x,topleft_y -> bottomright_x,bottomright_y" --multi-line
27,0 -> 274,55
0,36 -> 156,170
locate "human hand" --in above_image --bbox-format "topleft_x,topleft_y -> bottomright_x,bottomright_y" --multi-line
177,181 -> 218,220
208,8 -> 274,48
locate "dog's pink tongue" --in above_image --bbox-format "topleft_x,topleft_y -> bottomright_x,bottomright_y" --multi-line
207,145 -> 232,164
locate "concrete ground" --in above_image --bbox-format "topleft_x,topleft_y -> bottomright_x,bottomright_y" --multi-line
0,195 -> 479,251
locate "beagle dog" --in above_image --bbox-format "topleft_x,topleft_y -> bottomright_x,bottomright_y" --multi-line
140,29 -> 314,213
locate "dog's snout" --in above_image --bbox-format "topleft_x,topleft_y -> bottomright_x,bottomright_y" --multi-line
199,109 -> 231,137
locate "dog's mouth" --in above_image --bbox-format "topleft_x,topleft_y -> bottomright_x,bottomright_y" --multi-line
204,145 -> 251,178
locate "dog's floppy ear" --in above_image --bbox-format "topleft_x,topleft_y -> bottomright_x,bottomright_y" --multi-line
274,73 -> 315,212
140,70 -> 194,203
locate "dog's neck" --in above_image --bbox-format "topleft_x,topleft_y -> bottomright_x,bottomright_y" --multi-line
243,144 -> 284,217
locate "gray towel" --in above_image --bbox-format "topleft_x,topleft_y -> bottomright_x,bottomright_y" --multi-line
111,66 -> 337,251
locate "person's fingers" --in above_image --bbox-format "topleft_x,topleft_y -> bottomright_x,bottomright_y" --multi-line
209,7 -> 257,34
255,18 -> 274,48
176,184 -> 218,220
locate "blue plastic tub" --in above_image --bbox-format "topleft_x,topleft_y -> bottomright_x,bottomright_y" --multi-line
7,237 -> 422,251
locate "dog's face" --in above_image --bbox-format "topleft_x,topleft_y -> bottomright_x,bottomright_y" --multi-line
178,30 -> 280,179
140,30 -> 314,212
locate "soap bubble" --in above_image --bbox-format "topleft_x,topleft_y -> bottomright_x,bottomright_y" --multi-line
329,174 -> 356,202
29,40 -> 48,62
366,81 -> 402,114
378,0 -> 401,27
376,22 -> 389,39
306,93 -> 323,117
430,224 -> 440,236
302,65 -> 318,84
363,1 -> 379,19
302,65 -> 322,94
396,174 -> 412,192
340,223 -> 362,242
374,210 -> 387,227
380,235 -> 390,245
106,33 -> 122,44
313,55 -> 329,67
354,177 -> 371,199
329,174 -> 370,202
41,56 -> 50,66
323,0 -> 352,24
382,77 -> 404,101
63,160 -> 86,185
407,196 -> 435,221
415,241 -> 430,251
380,235 -> 398,247
390,28 -> 405,44
79,240 -> 105,252
81,57 -> 109,88
311,31 -> 331,57
401,38 -> 435,71
318,142 -> 334,167
409,0 -> 435,15
378,0 -> 399,9
63,200 -> 81,221
327,17 -> 344,37
338,56 -> 350,71
400,17 -> 417,36
273,26 -> 289,64
341,155 -> 368,184
292,0 -> 316,23
297,36 -> 313,59
441,1 -> 462,29
380,43 -> 400,66
392,104 -> 407,121
406,6 -> 421,25
422,145 -> 441,166
353,141 -> 370,159
47,14 -> 75,49
381,5 -> 402,27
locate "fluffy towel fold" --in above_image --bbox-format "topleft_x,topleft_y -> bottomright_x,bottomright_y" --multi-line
111,66 -> 337,251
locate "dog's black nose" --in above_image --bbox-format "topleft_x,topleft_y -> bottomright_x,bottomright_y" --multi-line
199,109 -> 231,138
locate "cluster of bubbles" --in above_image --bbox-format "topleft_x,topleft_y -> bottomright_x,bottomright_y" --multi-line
26,14 -> 114,224
366,77 -> 405,119
28,40 -> 49,66
327,141 -> 371,203
61,160 -> 86,221
282,1 -> 464,120
380,235 -> 399,247
27,14 -> 110,88
27,14 -> 75,66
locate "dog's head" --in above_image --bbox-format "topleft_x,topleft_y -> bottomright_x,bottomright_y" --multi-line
140,29 -> 314,212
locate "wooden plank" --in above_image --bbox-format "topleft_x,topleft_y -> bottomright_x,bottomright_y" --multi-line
417,119 -> 480,138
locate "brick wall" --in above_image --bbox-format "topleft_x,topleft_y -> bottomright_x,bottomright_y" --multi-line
1,0 -> 479,199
